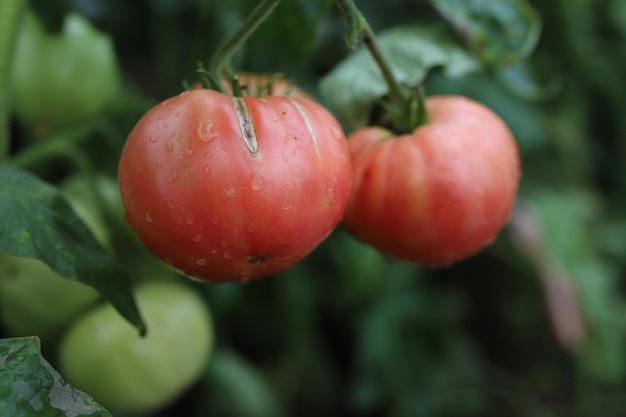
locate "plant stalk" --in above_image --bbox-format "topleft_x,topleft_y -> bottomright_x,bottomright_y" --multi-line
0,0 -> 28,160
336,0 -> 428,133
208,0 -> 282,90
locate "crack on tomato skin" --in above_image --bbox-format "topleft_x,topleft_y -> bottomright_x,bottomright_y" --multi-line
287,98 -> 321,160
231,96 -> 258,155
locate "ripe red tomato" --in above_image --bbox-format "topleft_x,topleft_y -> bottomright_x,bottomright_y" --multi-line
342,96 -> 520,267
118,89 -> 351,283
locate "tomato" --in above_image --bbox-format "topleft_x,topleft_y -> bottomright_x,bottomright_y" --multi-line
341,96 -> 520,267
0,177 -> 114,341
58,281 -> 213,413
11,12 -> 120,133
118,89 -> 351,283
0,254 -> 101,341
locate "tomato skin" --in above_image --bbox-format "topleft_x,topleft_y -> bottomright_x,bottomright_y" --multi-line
118,89 -> 351,283
342,96 -> 520,267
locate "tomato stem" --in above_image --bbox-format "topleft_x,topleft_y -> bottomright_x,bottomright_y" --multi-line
208,0 -> 282,94
0,0 -> 27,160
11,122 -> 98,169
336,0 -> 429,133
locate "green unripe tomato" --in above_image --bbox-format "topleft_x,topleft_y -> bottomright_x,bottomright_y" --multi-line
0,254 -> 101,341
58,281 -> 214,413
11,11 -> 120,132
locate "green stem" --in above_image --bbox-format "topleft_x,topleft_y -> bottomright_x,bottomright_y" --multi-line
0,0 -> 28,160
337,0 -> 406,105
336,0 -> 428,133
11,123 -> 97,169
208,0 -> 282,92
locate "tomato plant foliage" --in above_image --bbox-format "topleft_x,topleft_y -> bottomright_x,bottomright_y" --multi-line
0,164 -> 144,334
0,337 -> 110,417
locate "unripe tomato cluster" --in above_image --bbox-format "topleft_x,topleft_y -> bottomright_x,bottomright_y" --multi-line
0,176 -> 214,414
119,76 -> 520,281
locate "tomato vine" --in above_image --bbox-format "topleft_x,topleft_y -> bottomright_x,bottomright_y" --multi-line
207,0 -> 282,95
336,0 -> 428,133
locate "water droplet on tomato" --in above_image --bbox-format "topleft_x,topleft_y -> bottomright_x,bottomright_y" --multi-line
175,111 -> 180,117
184,146 -> 193,156
145,213 -> 152,223
148,135 -> 158,143
186,218 -> 195,225
197,120 -> 218,143
330,125 -> 344,140
195,258 -> 206,266
250,172 -> 269,191
223,250 -> 233,260
284,179 -> 296,190
166,142 -> 175,153
193,235 -> 202,242
202,165 -> 212,177
167,169 -> 181,183
135,167 -> 142,175
186,167 -> 194,177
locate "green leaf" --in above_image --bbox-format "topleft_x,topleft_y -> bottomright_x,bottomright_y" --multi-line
526,189 -> 626,382
0,336 -> 111,417
320,23 -> 481,128
0,164 -> 145,335
430,0 -> 541,67
201,350 -> 281,417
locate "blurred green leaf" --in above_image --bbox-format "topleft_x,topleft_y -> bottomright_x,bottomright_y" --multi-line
320,23 -> 481,128
201,349 -> 282,417
0,336 -> 111,417
0,164 -> 145,335
430,0 -> 541,67
527,190 -> 626,382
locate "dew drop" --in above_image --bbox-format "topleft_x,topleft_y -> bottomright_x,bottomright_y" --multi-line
246,222 -> 257,233
186,167 -> 194,177
187,218 -> 195,225
145,213 -> 152,223
284,179 -> 296,190
197,120 -> 218,142
167,169 -> 181,183
202,165 -> 212,177
219,142 -> 227,150
148,135 -> 159,143
193,235 -> 202,242
195,258 -> 207,266
166,142 -> 175,153
250,172 -> 269,191
330,125 -> 344,140
184,146 -> 193,156
223,250 -> 233,260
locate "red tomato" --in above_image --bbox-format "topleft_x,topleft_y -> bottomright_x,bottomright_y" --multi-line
118,89 -> 351,283
342,96 -> 520,267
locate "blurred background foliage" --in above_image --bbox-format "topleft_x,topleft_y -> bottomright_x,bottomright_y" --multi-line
6,0 -> 626,416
